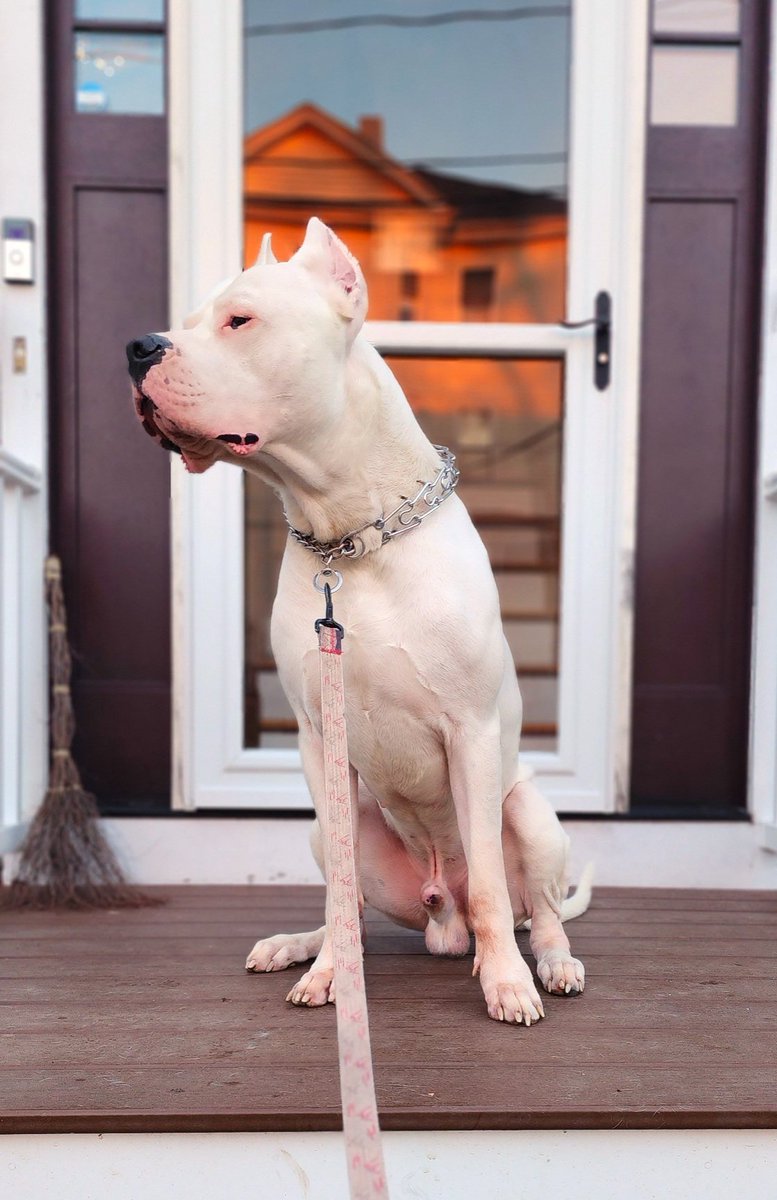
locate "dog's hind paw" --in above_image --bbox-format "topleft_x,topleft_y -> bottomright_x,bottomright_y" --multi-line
245,927 -> 325,973
536,949 -> 585,996
286,967 -> 335,1007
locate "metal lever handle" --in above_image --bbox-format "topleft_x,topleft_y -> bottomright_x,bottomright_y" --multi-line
560,290 -> 612,391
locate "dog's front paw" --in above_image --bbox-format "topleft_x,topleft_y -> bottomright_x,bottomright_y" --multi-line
286,967 -> 335,1007
483,980 -> 545,1025
478,958 -> 545,1025
536,950 -> 585,996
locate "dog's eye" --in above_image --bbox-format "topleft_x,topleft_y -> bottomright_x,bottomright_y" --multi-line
228,315 -> 251,330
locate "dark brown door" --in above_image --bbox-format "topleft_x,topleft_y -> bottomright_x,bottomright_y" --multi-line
47,2 -> 171,811
631,0 -> 768,815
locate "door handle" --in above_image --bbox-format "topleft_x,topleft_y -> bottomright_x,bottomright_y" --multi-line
560,291 -> 612,391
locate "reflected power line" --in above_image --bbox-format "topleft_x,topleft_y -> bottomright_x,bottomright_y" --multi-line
245,5 -> 570,37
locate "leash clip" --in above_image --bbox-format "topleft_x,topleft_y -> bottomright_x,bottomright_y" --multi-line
313,569 -> 345,643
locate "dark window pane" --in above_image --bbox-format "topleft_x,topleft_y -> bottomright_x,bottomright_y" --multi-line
462,267 -> 495,312
400,270 -> 419,299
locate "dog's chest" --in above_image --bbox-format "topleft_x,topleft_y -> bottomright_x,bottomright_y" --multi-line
299,636 -> 450,802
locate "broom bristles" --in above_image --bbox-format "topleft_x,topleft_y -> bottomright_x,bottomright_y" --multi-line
0,555 -> 163,910
2,787 -> 161,910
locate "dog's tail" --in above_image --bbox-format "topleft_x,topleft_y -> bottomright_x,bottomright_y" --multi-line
559,860 -> 595,922
520,861 -> 595,930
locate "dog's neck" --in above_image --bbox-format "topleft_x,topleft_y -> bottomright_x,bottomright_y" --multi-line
244,337 -> 442,549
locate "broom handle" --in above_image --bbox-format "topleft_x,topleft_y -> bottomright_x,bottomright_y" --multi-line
44,556 -> 78,763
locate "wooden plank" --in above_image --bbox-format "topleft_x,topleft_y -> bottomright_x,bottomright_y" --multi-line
6,931 -> 777,960
2,1023 -> 775,1070
4,970 -> 777,1004
1,1065 -> 776,1133
5,911 -> 777,938
3,992 -> 775,1035
1,884 -> 776,1134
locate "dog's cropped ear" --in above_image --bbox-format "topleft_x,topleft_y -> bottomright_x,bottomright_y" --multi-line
182,275 -> 235,329
293,217 -> 367,342
255,232 -> 278,266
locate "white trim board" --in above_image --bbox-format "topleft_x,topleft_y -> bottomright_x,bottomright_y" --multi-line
0,0 -> 48,835
12,816 -> 766,889
3,1131 -> 776,1200
750,5 -> 777,832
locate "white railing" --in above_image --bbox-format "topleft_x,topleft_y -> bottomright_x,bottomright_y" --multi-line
0,447 -> 44,852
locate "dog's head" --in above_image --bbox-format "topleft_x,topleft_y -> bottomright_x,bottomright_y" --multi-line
126,217 -> 368,474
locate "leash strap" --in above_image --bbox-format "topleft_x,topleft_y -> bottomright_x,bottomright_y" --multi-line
317,595 -> 388,1198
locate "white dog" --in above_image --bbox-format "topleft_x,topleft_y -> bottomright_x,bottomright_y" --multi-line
127,217 -> 590,1025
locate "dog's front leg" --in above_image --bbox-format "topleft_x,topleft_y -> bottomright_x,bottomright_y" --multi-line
286,727 -> 361,1008
447,718 -> 545,1025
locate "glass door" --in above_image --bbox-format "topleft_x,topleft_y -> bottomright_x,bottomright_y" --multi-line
168,0 -> 649,811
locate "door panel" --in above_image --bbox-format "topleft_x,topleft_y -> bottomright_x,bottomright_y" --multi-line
48,0 -> 170,808
631,0 -> 767,813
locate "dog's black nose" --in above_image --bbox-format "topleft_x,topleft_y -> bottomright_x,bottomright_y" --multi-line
126,333 -> 172,383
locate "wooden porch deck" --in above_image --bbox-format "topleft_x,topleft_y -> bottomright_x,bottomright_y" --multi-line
1,885 -> 776,1133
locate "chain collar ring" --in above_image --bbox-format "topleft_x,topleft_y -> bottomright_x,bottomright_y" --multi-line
287,444 -> 459,566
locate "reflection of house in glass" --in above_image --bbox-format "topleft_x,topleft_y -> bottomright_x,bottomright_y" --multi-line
243,104 -> 565,754
243,102 -> 567,325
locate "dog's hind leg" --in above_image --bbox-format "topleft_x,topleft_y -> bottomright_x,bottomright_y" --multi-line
246,815 -> 329,973
246,926 -> 326,973
502,776 -> 586,996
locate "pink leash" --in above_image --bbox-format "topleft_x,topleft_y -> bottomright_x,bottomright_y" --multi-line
315,571 -> 389,1198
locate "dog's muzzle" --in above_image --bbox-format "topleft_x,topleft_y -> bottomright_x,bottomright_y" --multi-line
126,333 -> 184,453
125,333 -> 172,386
126,333 -> 262,468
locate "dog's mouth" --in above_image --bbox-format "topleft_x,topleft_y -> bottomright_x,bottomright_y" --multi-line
215,432 -> 261,456
134,388 -> 262,471
136,389 -> 183,455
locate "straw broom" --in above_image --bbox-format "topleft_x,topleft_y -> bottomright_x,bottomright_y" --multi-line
1,556 -> 162,909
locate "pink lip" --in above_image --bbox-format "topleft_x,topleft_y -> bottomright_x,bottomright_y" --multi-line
215,433 -> 262,456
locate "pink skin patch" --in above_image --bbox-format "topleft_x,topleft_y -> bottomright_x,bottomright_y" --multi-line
131,384 -> 261,473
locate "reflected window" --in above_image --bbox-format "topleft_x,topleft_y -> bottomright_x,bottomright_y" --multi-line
400,271 -> 419,299
462,267 -> 496,315
76,0 -> 164,17
244,357 -> 563,754
74,31 -> 164,114
243,0 -> 570,321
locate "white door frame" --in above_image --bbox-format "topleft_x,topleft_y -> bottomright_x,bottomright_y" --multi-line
750,6 -> 777,846
0,0 -> 49,851
167,0 -> 649,813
